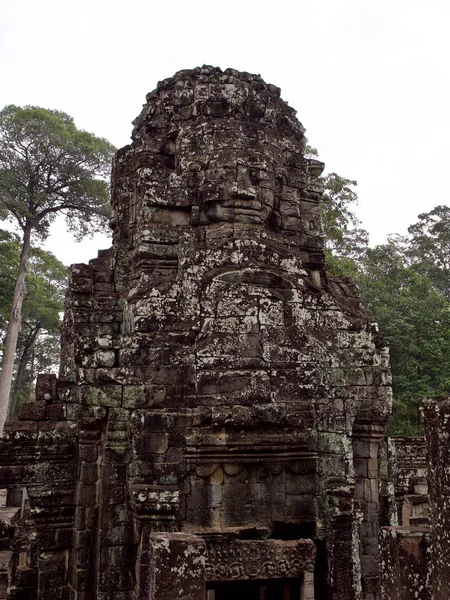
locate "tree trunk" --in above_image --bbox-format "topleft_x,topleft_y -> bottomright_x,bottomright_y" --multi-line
0,224 -> 32,435
28,341 -> 36,401
8,322 -> 41,420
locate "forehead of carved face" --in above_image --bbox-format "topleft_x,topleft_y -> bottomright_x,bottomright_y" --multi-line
177,122 -> 282,227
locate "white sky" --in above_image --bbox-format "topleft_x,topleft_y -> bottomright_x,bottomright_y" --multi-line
1,0 -> 449,266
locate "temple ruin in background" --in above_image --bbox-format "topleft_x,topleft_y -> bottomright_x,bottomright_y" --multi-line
0,66 -> 394,600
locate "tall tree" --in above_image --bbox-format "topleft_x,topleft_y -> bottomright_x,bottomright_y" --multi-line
0,105 -> 115,433
407,205 -> 450,299
0,230 -> 67,418
9,246 -> 66,417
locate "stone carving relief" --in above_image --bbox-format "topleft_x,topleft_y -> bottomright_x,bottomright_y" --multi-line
205,539 -> 316,581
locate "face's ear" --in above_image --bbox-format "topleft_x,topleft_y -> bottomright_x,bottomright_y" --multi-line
306,158 -> 325,177
191,205 -> 200,225
159,130 -> 179,169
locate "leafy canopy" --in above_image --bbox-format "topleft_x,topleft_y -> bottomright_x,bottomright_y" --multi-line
305,146 -> 369,277
0,105 -> 116,240
357,241 -> 450,434
406,205 -> 450,300
312,143 -> 450,435
0,229 -> 20,330
0,228 -> 66,356
0,228 -> 67,414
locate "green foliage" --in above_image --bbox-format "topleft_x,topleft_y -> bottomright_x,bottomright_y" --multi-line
357,242 -> 450,434
313,144 -> 450,436
407,205 -> 450,299
306,144 -> 368,275
0,105 -> 115,425
324,250 -> 361,279
23,246 -> 67,332
0,228 -> 66,414
0,229 -> 20,330
321,172 -> 369,265
0,104 -> 116,239
0,229 -> 66,344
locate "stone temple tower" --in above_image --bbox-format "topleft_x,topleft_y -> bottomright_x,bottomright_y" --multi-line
0,66 -> 391,600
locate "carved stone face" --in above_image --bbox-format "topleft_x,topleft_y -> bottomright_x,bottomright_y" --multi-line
174,122 -> 281,227
114,68 -> 324,242
197,148 -> 277,226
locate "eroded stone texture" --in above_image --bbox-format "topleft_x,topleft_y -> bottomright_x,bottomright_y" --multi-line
380,405 -> 450,600
0,507 -> 19,599
0,66 -> 392,600
386,437 -> 428,527
379,527 -> 430,600
422,396 -> 450,600
140,533 -> 206,600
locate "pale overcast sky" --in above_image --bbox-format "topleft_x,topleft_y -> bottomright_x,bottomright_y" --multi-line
1,0 -> 449,266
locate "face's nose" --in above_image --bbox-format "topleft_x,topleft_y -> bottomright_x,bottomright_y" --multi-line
230,184 -> 257,200
233,166 -> 259,201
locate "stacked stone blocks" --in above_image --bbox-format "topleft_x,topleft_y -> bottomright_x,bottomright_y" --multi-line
0,66 -> 392,600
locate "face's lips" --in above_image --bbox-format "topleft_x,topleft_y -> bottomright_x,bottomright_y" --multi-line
202,202 -> 264,223
234,209 -> 262,217
221,198 -> 261,211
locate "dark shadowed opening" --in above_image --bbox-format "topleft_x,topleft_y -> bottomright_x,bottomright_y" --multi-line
271,522 -> 316,540
206,578 -> 302,600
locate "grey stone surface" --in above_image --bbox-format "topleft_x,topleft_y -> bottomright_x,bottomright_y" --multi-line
0,66 -> 393,600
422,396 -> 450,600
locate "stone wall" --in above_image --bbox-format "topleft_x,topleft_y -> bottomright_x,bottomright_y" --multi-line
0,66 -> 392,600
422,396 -> 450,600
379,527 -> 430,600
379,408 -> 450,600
387,437 -> 428,526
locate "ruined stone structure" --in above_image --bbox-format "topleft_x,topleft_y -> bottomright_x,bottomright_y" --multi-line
379,526 -> 430,600
379,437 -> 430,600
0,66 -> 392,600
421,397 -> 450,600
386,437 -> 428,527
380,400 -> 450,600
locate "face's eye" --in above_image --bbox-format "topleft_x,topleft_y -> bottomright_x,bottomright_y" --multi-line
249,168 -> 261,186
249,168 -> 272,187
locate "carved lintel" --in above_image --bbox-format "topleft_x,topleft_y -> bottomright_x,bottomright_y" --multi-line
205,538 -> 316,581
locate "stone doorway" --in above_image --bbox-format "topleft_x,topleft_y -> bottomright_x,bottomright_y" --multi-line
206,578 -> 302,600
